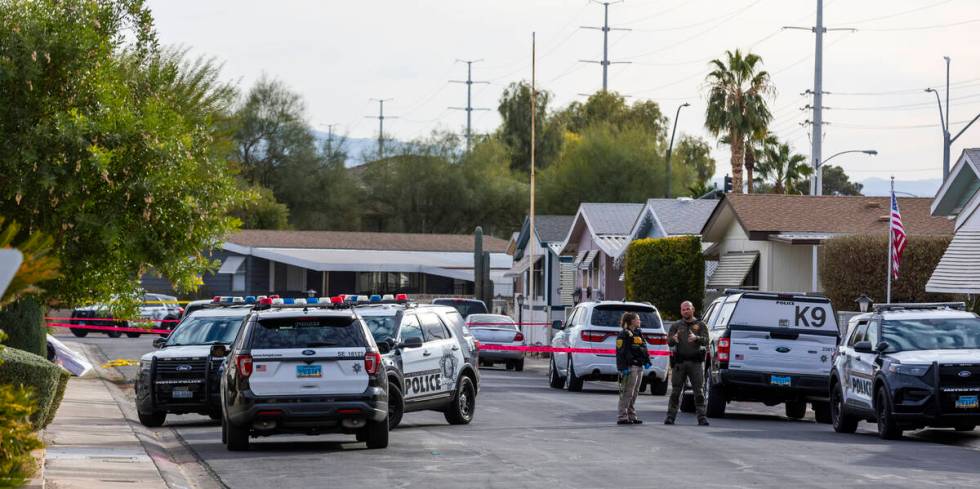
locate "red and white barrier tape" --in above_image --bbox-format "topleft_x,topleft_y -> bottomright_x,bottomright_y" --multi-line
45,316 -> 180,323
46,322 -> 173,335
477,344 -> 671,356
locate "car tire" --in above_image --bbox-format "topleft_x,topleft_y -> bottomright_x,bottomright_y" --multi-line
208,409 -> 222,421
221,416 -> 228,445
954,425 -> 976,432
565,357 -> 583,392
70,328 -> 88,338
137,410 -> 166,428
513,359 -> 524,372
126,332 -> 141,338
444,376 -> 476,425
649,375 -> 668,396
705,372 -> 726,418
831,381 -> 859,433
505,361 -> 514,371
875,388 -> 902,440
364,418 -> 389,449
225,419 -> 250,451
813,401 -> 832,424
106,330 -> 122,338
548,359 -> 564,389
785,401 -> 807,419
388,383 -> 404,430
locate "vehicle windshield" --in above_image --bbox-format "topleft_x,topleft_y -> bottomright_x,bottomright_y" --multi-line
466,314 -> 518,330
166,315 -> 245,346
433,299 -> 487,317
362,314 -> 398,343
251,316 -> 365,349
882,316 -> 980,352
591,306 -> 663,331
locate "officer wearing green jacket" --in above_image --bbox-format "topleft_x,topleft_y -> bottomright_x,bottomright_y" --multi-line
616,312 -> 650,425
665,301 -> 710,426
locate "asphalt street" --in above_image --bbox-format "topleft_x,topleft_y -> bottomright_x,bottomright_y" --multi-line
64,332 -> 980,489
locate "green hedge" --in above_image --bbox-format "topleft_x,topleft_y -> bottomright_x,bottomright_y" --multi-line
624,236 -> 704,321
0,297 -> 46,358
0,346 -> 68,430
820,234 -> 955,311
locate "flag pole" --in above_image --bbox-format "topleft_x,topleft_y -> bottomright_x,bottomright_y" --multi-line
529,32 -> 537,342
886,176 -> 894,303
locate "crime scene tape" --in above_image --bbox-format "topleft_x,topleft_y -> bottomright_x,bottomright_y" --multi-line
477,344 -> 671,356
46,322 -> 173,335
46,316 -> 180,323
102,359 -> 139,368
466,322 -> 552,327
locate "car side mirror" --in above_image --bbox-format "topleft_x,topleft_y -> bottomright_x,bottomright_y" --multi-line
152,337 -> 167,349
378,339 -> 393,354
875,341 -> 890,353
552,320 -> 564,330
854,341 -> 873,354
209,344 -> 229,357
401,336 -> 423,349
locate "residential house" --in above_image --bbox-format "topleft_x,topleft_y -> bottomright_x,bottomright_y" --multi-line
700,194 -> 953,293
558,203 -> 644,303
508,215 -> 575,345
927,149 -> 980,294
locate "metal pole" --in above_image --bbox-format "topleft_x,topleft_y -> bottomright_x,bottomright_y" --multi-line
379,100 -> 385,159
529,32 -> 538,343
886,177 -> 894,303
602,2 -> 609,91
665,103 -> 689,198
810,0 -> 824,197
466,62 -> 473,148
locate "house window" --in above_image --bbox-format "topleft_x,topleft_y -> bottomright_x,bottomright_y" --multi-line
232,268 -> 245,291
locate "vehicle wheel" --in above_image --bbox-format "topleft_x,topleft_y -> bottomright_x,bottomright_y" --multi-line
364,418 -> 389,449
444,376 -> 476,425
875,388 -> 902,440
106,330 -> 122,338
513,359 -> 524,372
70,328 -> 88,338
137,410 -> 166,428
680,392 -> 696,413
505,361 -> 514,371
831,381 -> 858,434
813,401 -> 832,424
387,383 -> 404,430
705,372 -> 726,418
208,409 -> 222,421
126,332 -> 141,338
548,359 -> 564,389
355,430 -> 367,442
225,419 -> 250,451
649,376 -> 668,396
785,401 -> 807,420
221,416 -> 228,445
955,425 -> 976,432
565,357 -> 583,392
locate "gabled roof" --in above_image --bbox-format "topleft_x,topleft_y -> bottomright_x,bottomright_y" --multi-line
701,194 -> 953,242
635,198 -> 719,236
225,230 -> 509,253
931,148 -> 980,217
558,203 -> 644,257
512,215 -> 575,260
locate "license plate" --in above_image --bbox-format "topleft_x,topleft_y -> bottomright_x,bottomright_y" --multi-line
771,375 -> 792,387
956,395 -> 979,409
296,365 -> 322,378
171,389 -> 193,399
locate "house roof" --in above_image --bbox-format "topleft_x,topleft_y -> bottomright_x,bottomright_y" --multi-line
931,148 -> 980,217
641,198 -> 719,235
702,194 -> 954,241
534,215 -> 576,243
580,203 -> 645,235
225,230 -> 509,253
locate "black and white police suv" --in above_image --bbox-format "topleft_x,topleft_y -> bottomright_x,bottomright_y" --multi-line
831,302 -> 980,439
355,301 -> 480,429
218,297 -> 389,450
135,302 -> 252,427
691,290 -> 839,421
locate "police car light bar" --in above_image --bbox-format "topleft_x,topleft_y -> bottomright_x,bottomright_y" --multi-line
873,302 -> 966,313
370,294 -> 382,303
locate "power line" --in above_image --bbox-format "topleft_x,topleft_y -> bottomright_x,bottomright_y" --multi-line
579,1 -> 631,92
839,0 -> 956,26
449,59 -> 490,151
863,17 -> 980,32
621,0 -> 764,60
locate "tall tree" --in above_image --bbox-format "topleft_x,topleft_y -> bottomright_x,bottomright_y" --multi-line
561,91 -> 667,138
821,165 -> 863,196
704,50 -> 773,194
673,135 -> 717,194
756,141 -> 811,194
497,81 -> 564,173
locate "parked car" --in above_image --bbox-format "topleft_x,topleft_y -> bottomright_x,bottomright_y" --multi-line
356,302 -> 481,429
688,290 -> 840,421
69,293 -> 182,338
135,305 -> 251,427
219,298 -> 389,450
831,302 -> 980,439
466,314 -> 525,371
432,297 -> 488,317
549,301 -> 670,395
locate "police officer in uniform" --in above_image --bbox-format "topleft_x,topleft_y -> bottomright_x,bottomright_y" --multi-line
616,312 -> 650,425
665,301 -> 710,426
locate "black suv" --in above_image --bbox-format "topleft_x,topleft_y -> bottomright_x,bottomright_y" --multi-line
356,303 -> 480,429
218,300 -> 389,450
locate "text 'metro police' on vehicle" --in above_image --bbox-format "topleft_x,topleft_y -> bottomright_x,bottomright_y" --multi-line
831,302 -> 980,439
694,290 -> 840,421
218,296 -> 389,450
135,297 -> 252,427
354,296 -> 480,429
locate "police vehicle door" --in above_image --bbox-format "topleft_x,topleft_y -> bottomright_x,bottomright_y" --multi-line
398,315 -> 443,400
843,320 -> 874,409
419,312 -> 460,396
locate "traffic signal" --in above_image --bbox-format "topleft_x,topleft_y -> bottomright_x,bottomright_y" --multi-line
723,174 -> 733,193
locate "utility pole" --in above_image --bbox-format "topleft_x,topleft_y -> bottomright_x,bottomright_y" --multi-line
665,103 -> 690,199
579,1 -> 630,92
529,33 -> 538,344
365,98 -> 396,159
449,59 -> 490,152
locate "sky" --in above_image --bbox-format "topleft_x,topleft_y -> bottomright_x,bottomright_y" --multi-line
147,0 -> 980,188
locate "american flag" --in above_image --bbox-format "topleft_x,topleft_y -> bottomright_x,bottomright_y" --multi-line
890,192 -> 907,280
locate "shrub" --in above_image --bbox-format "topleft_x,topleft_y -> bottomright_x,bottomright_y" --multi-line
624,236 -> 704,321
0,297 -> 46,357
0,346 -> 67,430
820,234 -> 955,311
0,384 -> 42,487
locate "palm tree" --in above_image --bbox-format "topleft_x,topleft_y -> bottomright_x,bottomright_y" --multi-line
744,131 -> 776,193
704,50 -> 773,194
756,141 -> 812,194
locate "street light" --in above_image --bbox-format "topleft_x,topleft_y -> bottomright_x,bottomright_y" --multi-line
855,294 -> 873,313
815,149 -> 877,195
664,102 -> 690,198
927,86 -> 980,180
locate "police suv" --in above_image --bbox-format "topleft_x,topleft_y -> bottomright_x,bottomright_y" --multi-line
218,296 -> 389,450
355,296 -> 481,429
549,301 -> 670,394
690,290 -> 839,421
831,303 -> 980,439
